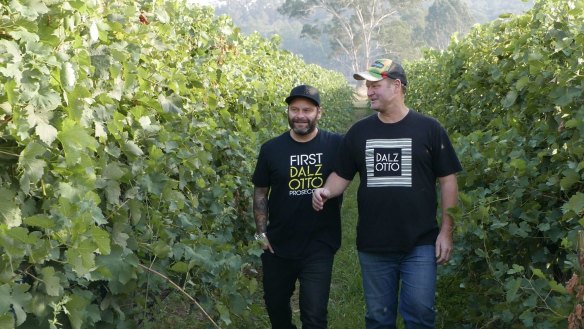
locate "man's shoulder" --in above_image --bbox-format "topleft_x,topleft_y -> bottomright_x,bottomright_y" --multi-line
344,113 -> 377,135
261,131 -> 290,148
318,129 -> 343,141
408,109 -> 440,124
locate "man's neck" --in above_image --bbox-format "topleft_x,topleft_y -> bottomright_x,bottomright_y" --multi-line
377,104 -> 409,124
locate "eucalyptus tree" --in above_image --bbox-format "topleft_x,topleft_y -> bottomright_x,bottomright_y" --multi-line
278,0 -> 423,78
424,0 -> 475,49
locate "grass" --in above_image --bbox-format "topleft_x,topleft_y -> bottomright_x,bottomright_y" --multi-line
328,177 -> 366,329
326,104 -> 370,328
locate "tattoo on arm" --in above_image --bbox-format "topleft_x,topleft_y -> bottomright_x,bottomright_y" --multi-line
253,187 -> 269,233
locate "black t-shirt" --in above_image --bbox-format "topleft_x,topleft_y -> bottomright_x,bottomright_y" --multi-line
335,110 -> 462,253
252,130 -> 343,259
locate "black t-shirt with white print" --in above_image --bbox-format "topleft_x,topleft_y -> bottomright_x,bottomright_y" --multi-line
252,130 -> 343,259
335,110 -> 462,253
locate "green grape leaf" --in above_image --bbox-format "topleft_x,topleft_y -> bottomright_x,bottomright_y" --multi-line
562,192 -> 584,215
91,226 -> 111,255
66,290 -> 92,329
216,301 -> 232,326
10,0 -> 50,20
23,214 -> 55,229
0,285 -> 11,313
560,169 -> 580,190
40,267 -> 62,297
95,246 -> 138,287
105,180 -> 121,205
26,86 -> 61,112
58,120 -> 98,165
505,278 -> 522,302
61,62 -> 77,90
122,140 -> 143,157
158,94 -> 183,114
7,227 -> 38,245
502,90 -> 518,108
102,163 -> 126,180
66,239 -> 97,276
0,40 -> 23,62
170,261 -> 189,273
9,283 -> 31,326
8,27 -> 39,43
35,121 -> 58,145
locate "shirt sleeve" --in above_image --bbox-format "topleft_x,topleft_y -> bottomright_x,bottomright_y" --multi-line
334,131 -> 358,181
252,144 -> 271,187
432,124 -> 463,177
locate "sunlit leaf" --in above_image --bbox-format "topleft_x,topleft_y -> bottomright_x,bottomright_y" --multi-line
123,140 -> 143,156
61,62 -> 77,90
8,27 -> 39,43
158,94 -> 183,114
90,21 -> 99,42
10,0 -> 49,20
0,188 -> 22,228
35,121 -> 58,145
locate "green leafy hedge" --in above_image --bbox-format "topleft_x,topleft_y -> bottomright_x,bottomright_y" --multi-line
0,1 -> 353,328
407,0 -> 583,327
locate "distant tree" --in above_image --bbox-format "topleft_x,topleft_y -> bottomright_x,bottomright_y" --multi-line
424,0 -> 475,49
206,0 -> 534,76
278,0 -> 423,78
378,4 -> 427,61
213,0 -> 333,70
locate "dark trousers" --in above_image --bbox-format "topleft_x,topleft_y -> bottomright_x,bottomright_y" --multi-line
261,250 -> 334,329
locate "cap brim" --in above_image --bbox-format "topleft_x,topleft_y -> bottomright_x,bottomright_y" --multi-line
353,71 -> 383,81
285,95 -> 319,106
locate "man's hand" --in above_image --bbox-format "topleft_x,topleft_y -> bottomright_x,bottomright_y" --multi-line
312,188 -> 330,211
435,229 -> 453,265
260,234 -> 274,254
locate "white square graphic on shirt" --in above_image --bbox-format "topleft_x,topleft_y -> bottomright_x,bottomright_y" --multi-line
366,139 -> 412,187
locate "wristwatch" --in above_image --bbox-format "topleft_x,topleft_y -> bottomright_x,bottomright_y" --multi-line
254,232 -> 267,241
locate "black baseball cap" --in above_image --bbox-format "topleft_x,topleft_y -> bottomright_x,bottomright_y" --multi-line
285,85 -> 320,106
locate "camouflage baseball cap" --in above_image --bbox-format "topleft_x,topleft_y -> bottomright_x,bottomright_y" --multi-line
353,59 -> 408,86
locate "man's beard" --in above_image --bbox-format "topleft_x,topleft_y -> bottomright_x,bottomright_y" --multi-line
289,118 -> 317,135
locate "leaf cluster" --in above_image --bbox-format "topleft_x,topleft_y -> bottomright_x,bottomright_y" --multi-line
407,0 -> 584,327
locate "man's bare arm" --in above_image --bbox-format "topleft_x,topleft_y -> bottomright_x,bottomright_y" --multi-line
435,174 -> 458,264
253,186 -> 273,253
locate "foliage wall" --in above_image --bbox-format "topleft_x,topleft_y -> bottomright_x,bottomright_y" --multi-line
0,0 -> 353,328
407,0 -> 584,327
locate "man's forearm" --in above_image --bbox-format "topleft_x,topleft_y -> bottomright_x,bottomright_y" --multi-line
253,187 -> 269,233
438,174 -> 458,232
322,172 -> 351,198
